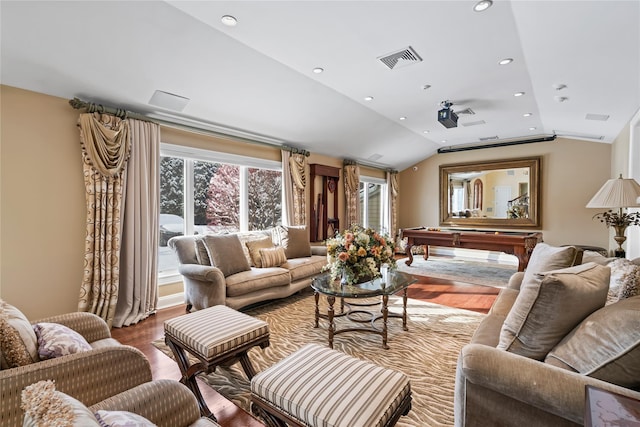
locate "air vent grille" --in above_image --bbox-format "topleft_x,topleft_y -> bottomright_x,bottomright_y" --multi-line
462,120 -> 486,127
456,108 -> 476,115
553,130 -> 604,140
378,46 -> 422,70
585,113 -> 610,121
479,135 -> 499,141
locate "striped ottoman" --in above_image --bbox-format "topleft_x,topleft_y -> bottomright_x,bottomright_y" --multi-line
251,344 -> 412,427
164,305 -> 270,421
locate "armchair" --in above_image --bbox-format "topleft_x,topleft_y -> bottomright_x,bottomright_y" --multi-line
1,307 -> 152,427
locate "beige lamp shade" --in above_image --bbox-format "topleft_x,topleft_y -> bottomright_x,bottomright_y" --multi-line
586,174 -> 640,208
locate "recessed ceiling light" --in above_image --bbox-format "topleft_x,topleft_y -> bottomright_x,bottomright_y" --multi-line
523,113 -> 532,117
498,58 -> 513,65
312,67 -> 324,74
221,15 -> 237,26
529,127 -> 537,131
399,117 -> 406,121
441,140 -> 447,143
364,96 -> 374,101
514,92 -> 525,97
423,130 -> 430,134
473,0 -> 493,12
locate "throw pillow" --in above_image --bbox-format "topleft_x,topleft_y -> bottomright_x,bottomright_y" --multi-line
498,262 -> 609,360
33,322 -> 92,360
617,264 -> 640,300
246,236 -> 275,268
0,299 -> 38,367
277,225 -> 311,259
522,243 -> 582,286
193,236 -> 211,266
260,246 -> 287,268
21,380 -> 101,427
202,234 -> 251,277
94,410 -> 157,427
607,258 -> 637,304
545,296 -> 640,389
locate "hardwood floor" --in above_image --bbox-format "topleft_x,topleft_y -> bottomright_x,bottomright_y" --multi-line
110,273 -> 499,427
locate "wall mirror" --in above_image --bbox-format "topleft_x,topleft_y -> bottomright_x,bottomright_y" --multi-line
439,157 -> 541,229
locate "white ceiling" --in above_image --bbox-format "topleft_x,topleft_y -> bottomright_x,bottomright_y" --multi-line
2,1 -> 639,171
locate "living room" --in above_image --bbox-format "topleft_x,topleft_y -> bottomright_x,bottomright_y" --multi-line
2,1 -> 640,426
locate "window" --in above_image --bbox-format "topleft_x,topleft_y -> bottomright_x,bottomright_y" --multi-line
359,176 -> 389,235
159,144 -> 282,280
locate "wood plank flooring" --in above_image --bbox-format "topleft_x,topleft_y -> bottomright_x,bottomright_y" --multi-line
110,272 -> 499,427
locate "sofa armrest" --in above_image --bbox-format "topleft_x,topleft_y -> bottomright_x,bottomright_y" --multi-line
89,380 -> 215,427
0,346 -> 151,427
32,312 -> 111,343
460,343 -> 640,425
507,271 -> 525,290
178,264 -> 225,284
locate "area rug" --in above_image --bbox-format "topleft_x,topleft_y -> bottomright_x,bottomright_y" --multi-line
396,256 -> 517,288
153,289 -> 484,427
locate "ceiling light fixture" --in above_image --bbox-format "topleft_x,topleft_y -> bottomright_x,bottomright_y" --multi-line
364,96 -> 374,101
523,113 -> 532,117
529,127 -> 537,131
514,92 -> 525,97
221,15 -> 237,26
312,67 -> 324,74
399,117 -> 406,121
498,58 -> 513,65
473,0 -> 493,12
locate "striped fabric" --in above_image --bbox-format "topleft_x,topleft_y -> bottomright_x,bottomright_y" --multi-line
164,306 -> 269,360
251,344 -> 411,427
260,246 -> 287,268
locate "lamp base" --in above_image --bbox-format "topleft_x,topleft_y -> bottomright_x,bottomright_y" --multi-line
614,249 -> 626,258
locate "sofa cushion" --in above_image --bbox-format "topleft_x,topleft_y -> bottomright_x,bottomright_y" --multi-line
276,225 -> 312,258
194,235 -> 211,266
246,236 -> 275,268
203,234 -> 251,277
282,255 -> 327,282
522,243 -> 582,287
33,322 -> 92,360
607,258 -> 640,304
260,246 -> 287,268
225,268 -> 291,297
498,262 -> 609,360
0,299 -> 38,368
545,296 -> 640,389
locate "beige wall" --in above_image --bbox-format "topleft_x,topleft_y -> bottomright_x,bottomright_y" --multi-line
398,138 -> 613,249
1,85 -> 86,318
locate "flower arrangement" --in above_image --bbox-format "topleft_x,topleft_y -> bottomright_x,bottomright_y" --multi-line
324,225 -> 396,285
592,210 -> 640,228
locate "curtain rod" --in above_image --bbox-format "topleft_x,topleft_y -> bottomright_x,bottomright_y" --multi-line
437,135 -> 556,154
69,97 -> 311,157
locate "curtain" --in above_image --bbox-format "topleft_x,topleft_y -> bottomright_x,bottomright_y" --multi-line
282,149 -> 307,226
387,171 -> 399,239
113,118 -> 160,328
344,163 -> 360,228
77,113 -> 131,327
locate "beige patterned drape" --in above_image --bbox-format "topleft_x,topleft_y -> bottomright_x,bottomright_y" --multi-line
282,149 -> 307,226
77,113 -> 131,327
114,118 -> 160,328
387,170 -> 399,239
344,163 -> 360,228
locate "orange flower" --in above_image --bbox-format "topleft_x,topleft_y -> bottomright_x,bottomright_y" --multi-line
357,247 -> 367,257
338,252 -> 349,261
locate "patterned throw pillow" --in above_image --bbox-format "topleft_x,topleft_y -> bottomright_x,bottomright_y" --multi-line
618,264 -> 640,300
607,258 -> 638,304
33,322 -> 92,360
21,380 -> 101,427
260,246 -> 287,268
0,299 -> 38,367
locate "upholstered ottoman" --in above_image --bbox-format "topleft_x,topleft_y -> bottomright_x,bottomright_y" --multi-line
164,305 -> 270,421
251,343 -> 412,427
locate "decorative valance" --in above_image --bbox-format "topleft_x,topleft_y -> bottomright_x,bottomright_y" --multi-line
78,113 -> 131,178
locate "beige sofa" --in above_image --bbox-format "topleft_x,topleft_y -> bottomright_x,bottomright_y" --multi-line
169,226 -> 327,311
455,245 -> 640,427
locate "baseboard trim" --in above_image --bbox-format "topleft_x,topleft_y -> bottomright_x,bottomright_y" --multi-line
158,292 -> 185,310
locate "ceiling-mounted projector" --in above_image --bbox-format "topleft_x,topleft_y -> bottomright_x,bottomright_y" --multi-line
438,100 -> 458,128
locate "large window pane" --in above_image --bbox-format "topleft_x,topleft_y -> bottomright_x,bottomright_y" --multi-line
248,168 -> 282,231
159,156 -> 184,273
367,183 -> 382,232
204,162 -> 240,233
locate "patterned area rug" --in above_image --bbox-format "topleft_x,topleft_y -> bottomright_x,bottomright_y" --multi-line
153,289 -> 484,427
396,256 -> 517,288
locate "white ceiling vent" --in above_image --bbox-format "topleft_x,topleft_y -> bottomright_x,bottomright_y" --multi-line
479,135 -> 499,141
462,120 -> 486,127
585,113 -> 610,121
378,46 -> 422,70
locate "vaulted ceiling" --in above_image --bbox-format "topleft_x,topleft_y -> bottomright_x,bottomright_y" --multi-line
2,1 -> 639,170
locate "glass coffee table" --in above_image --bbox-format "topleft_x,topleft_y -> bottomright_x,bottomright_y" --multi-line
311,270 -> 416,349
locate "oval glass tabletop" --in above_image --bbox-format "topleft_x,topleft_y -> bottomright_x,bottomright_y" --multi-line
311,270 -> 416,298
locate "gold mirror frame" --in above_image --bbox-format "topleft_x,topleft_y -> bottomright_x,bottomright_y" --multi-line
439,157 -> 541,229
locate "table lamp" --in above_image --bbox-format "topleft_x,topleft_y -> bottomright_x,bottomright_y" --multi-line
586,174 -> 640,257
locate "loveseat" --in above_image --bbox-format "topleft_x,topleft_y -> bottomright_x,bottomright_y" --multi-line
169,225 -> 327,311
455,244 -> 640,426
0,300 -> 152,427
